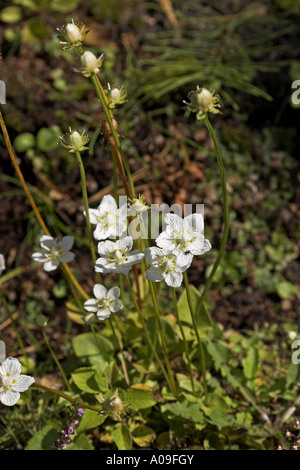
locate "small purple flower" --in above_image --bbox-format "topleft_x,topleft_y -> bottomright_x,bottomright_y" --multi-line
67,425 -> 75,435
72,419 -> 79,426
77,408 -> 85,417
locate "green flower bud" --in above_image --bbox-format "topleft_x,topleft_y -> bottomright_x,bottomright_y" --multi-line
184,86 -> 221,120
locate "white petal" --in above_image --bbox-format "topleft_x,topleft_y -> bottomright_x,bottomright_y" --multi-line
107,286 -> 120,300
0,390 -> 20,406
109,300 -> 123,312
96,308 -> 111,321
164,213 -> 183,232
116,236 -> 133,252
176,250 -> 193,267
99,194 -> 117,212
184,213 -> 204,234
165,271 -> 183,288
93,226 -> 111,241
97,240 -> 116,256
0,357 -> 21,376
93,284 -> 107,299
86,208 -> 101,225
146,266 -> 164,282
83,298 -> 99,312
61,236 -> 74,252
40,236 -> 56,251
59,251 -> 75,263
31,252 -> 47,263
11,374 -> 35,392
156,232 -> 175,251
44,259 -> 60,272
144,246 -> 163,265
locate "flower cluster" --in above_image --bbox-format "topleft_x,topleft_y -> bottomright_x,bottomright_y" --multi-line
145,213 -> 211,288
0,341 -> 35,406
32,235 -> 75,272
51,407 -> 85,450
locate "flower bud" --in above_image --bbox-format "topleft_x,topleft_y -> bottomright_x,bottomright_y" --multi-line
57,20 -> 88,50
105,83 -> 127,109
59,128 -> 89,153
96,389 -> 128,421
79,51 -> 104,77
184,86 -> 221,120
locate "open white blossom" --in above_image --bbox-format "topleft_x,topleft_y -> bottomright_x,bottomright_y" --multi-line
85,195 -> 127,240
32,235 -> 75,272
83,284 -> 123,322
156,213 -> 211,266
0,345 -> 35,406
0,254 -> 5,275
145,246 -> 191,288
95,236 -> 144,274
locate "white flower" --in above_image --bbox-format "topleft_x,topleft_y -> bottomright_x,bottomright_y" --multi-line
0,254 -> 5,275
145,246 -> 190,288
156,213 -> 211,266
85,194 -> 127,240
83,284 -> 123,321
79,51 -> 104,77
95,236 -> 144,274
32,235 -> 75,272
105,83 -> 127,109
0,356 -> 35,406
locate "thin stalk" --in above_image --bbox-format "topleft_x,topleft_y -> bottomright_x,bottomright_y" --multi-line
33,383 -> 101,413
109,317 -> 130,386
42,326 -> 71,392
125,274 -> 178,398
74,150 -> 102,284
171,287 -> 195,393
147,281 -> 177,394
195,114 -> 229,317
183,271 -> 208,399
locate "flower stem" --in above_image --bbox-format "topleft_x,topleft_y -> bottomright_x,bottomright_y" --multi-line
109,317 -> 130,386
33,382 -> 101,413
42,326 -> 71,392
171,287 -> 195,393
183,271 -> 207,399
195,114 -> 229,317
125,274 -> 178,398
74,150 -> 102,284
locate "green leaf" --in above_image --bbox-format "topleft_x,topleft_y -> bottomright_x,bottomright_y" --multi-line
125,388 -> 157,410
25,425 -> 57,450
77,409 -> 106,433
71,367 -> 108,393
202,392 -> 230,416
51,0 -> 79,12
112,423 -> 132,450
205,411 -> 235,429
104,361 -> 120,387
163,401 -> 205,424
72,332 -> 114,359
177,286 -> 213,338
131,424 -> 156,448
276,281 -> 298,299
242,346 -> 260,380
13,133 -> 35,152
36,126 -> 62,151
67,433 -> 94,450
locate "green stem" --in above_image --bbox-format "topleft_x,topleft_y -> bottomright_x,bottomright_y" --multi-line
195,114 -> 229,317
125,274 -> 178,398
109,317 -> 130,386
0,290 -> 28,361
74,150 -> 102,284
148,281 -> 177,395
42,326 -> 71,392
33,382 -> 101,413
171,287 -> 195,393
183,271 -> 207,399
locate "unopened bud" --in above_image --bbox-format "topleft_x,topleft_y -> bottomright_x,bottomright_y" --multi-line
80,51 -> 104,77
